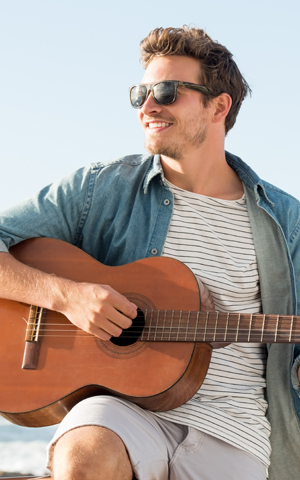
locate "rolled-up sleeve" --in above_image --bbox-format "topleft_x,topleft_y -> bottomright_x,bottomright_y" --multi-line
0,164 -> 95,252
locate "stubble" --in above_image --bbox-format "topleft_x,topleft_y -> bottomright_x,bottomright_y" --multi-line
145,116 -> 208,160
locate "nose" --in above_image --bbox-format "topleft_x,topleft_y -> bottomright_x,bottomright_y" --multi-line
140,92 -> 163,115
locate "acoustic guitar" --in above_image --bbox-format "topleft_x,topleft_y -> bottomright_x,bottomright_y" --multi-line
0,238 -> 299,428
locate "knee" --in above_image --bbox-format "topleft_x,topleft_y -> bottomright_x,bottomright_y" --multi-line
51,425 -> 133,480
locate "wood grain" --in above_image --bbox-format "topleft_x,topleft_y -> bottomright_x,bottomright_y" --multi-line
0,238 -> 212,426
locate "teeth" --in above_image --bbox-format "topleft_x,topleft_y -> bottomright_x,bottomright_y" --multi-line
148,122 -> 171,129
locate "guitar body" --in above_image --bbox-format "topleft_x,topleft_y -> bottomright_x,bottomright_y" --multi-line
0,238 -> 212,427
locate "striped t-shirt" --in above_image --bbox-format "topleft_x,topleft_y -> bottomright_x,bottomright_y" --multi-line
154,180 -> 271,467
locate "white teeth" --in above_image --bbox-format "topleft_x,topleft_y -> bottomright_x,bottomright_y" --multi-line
148,122 -> 170,129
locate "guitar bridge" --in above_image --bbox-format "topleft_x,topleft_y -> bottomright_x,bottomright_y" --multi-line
22,305 -> 43,370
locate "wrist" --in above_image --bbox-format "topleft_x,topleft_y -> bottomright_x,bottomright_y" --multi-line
47,275 -> 76,314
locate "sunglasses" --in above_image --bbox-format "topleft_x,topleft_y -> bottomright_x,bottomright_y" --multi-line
129,80 -> 211,109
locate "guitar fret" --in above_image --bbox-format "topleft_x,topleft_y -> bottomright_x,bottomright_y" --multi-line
224,313 -> 229,341
213,312 -> 219,341
248,313 -> 253,342
185,311 -> 190,341
194,311 -> 200,342
261,314 -> 266,342
162,310 -> 167,341
204,312 -> 209,341
179,311 -> 184,340
235,313 -> 241,342
154,310 -> 159,341
176,311 -> 181,341
274,315 -> 279,343
169,310 -> 174,341
289,316 -> 293,342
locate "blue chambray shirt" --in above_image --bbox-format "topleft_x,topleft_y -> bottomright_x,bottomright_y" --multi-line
0,151 -> 299,479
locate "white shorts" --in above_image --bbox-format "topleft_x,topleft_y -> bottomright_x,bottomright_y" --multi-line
47,396 -> 267,480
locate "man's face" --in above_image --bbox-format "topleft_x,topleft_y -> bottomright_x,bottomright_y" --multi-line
138,55 -> 211,160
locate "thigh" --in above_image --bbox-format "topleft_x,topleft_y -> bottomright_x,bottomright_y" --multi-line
170,428 -> 267,480
47,396 -> 185,480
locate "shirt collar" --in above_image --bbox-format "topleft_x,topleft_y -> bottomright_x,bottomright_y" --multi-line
225,151 -> 274,206
142,151 -> 274,207
143,154 -> 164,193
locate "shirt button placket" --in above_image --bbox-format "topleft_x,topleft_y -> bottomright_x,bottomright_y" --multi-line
150,197 -> 171,257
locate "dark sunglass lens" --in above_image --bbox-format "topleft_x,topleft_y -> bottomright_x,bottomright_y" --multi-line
153,82 -> 176,105
130,85 -> 147,108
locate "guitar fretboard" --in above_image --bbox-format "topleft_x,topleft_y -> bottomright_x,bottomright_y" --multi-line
140,310 -> 300,343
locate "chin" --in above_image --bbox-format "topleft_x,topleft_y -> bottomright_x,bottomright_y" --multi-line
145,141 -> 182,160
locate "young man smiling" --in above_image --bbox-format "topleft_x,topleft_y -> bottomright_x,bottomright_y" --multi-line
0,26 -> 300,480
138,55 -> 244,199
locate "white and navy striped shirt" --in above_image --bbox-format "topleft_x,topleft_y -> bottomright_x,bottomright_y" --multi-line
154,181 -> 271,467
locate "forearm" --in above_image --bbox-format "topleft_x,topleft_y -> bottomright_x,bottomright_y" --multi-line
0,252 -> 137,339
0,252 -> 72,312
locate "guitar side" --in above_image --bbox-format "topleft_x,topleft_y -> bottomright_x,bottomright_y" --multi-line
0,238 -> 212,427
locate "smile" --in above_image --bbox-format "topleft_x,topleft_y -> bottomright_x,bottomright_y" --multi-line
147,122 -> 172,129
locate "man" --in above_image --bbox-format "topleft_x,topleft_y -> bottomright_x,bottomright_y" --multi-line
0,26 -> 299,480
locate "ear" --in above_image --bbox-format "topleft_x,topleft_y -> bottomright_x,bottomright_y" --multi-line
212,93 -> 232,125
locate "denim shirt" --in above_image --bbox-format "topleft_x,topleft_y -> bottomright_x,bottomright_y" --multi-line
0,151 -> 299,479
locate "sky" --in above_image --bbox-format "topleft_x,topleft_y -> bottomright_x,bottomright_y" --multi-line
0,0 -> 300,212
0,0 -> 299,471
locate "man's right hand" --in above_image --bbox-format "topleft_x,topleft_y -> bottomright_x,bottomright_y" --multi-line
57,281 -> 137,340
0,252 -> 137,340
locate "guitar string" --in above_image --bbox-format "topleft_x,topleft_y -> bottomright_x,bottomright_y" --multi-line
25,322 -> 298,331
23,316 -> 299,326
25,326 -> 299,339
27,334 -> 299,341
26,312 -> 300,320
25,318 -> 298,326
34,324 -> 297,331
27,323 -> 298,333
22,312 -> 299,339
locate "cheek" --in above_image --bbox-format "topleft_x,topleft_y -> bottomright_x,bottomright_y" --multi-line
137,110 -> 144,125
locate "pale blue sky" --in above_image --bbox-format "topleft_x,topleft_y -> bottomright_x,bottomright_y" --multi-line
0,0 -> 299,211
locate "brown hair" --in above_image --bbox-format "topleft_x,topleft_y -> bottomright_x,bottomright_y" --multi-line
140,26 -> 251,134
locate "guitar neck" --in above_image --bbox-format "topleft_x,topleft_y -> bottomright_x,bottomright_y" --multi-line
140,310 -> 300,343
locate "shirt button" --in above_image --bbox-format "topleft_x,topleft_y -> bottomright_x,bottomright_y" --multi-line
164,199 -> 170,205
151,248 -> 158,255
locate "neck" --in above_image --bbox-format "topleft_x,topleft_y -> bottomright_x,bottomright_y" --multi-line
160,140 -> 243,200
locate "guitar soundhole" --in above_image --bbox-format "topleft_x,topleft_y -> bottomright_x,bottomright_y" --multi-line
110,308 -> 145,347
